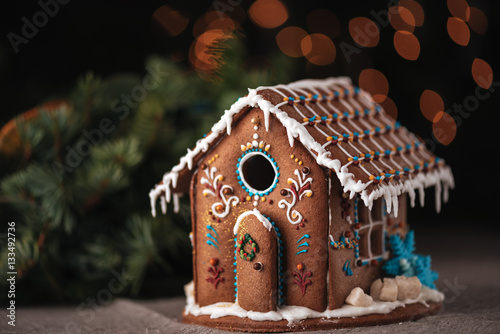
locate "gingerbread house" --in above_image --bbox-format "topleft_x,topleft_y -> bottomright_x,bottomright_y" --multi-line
149,77 -> 454,331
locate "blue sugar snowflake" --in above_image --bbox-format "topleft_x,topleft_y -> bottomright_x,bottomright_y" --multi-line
383,230 -> 439,289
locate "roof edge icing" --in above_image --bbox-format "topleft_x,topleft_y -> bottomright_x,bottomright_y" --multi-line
149,78 -> 454,217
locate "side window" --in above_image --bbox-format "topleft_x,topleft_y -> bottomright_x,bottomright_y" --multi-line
370,225 -> 384,255
356,198 -> 387,265
358,230 -> 369,258
372,199 -> 383,222
358,203 -> 370,225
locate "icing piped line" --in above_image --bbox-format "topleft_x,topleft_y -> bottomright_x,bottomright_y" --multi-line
149,77 -> 454,216
183,281 -> 444,325
233,209 -> 273,235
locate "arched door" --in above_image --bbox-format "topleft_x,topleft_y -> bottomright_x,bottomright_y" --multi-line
235,210 -> 278,312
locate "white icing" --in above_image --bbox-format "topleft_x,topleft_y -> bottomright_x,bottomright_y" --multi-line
184,281 -> 444,325
200,167 -> 219,197
278,169 -> 313,225
233,209 -> 273,235
173,193 -> 181,213
149,77 -> 454,217
211,185 -> 239,218
199,166 -> 239,218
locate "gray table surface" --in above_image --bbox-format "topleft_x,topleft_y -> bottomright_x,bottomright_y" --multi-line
2,226 -> 500,333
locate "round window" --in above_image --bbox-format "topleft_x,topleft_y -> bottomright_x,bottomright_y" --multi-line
237,151 -> 279,196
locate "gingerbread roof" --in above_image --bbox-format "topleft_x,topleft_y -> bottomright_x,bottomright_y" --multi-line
149,77 -> 454,217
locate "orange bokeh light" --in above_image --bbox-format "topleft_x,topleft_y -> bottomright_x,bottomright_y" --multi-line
192,11 -> 239,37
349,17 -> 380,48
447,17 -> 470,46
152,5 -> 189,37
398,0 -> 424,26
393,30 -> 420,61
248,0 -> 288,29
433,111 -> 457,146
300,33 -> 336,66
447,0 -> 470,21
306,9 -> 340,39
276,26 -> 308,57
389,6 -> 416,33
468,7 -> 488,35
472,58 -> 493,90
189,29 -> 231,73
358,69 -> 389,101
420,90 -> 444,122
379,96 -> 398,119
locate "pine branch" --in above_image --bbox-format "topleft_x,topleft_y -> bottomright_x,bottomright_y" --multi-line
0,32 -> 294,303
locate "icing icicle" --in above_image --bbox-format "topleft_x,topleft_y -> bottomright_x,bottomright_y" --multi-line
149,77 -> 454,216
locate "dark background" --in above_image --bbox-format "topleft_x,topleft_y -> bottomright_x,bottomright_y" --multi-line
0,0 -> 498,227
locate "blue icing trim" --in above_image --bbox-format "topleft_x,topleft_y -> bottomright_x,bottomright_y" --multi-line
206,225 -> 218,236
236,150 -> 280,197
206,225 -> 220,250
206,233 -> 218,244
343,260 -> 353,276
297,234 -> 310,243
264,215 -> 285,305
206,240 -> 219,249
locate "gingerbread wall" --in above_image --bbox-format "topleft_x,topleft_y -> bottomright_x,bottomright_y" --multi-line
191,107 -> 329,311
328,176 -> 409,309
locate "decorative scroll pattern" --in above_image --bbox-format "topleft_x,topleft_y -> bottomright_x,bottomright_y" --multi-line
200,166 -> 239,218
278,169 -> 313,224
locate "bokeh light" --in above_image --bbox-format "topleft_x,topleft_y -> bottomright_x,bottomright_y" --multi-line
358,69 -> 389,102
349,17 -> 380,48
389,6 -> 416,33
472,58 -> 493,90
447,0 -> 470,21
379,96 -> 398,119
398,0 -> 424,26
447,17 -> 470,46
393,30 -> 420,61
306,9 -> 340,39
433,111 -> 457,145
248,0 -> 288,29
420,90 -> 444,122
300,33 -> 336,66
192,11 -> 239,37
468,7 -> 488,35
189,29 -> 231,74
276,26 -> 308,57
152,5 -> 189,37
